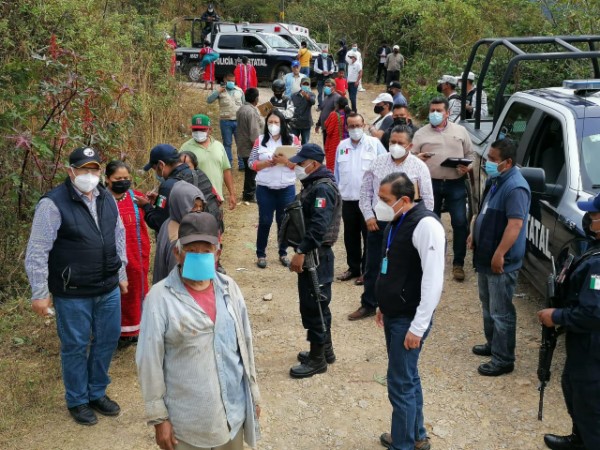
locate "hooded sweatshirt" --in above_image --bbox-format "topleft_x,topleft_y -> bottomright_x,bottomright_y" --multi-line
153,181 -> 205,283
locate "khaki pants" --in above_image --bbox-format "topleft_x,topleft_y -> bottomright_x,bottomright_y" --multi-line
175,428 -> 243,450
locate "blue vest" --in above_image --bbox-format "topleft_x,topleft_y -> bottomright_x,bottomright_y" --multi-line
45,178 -> 121,297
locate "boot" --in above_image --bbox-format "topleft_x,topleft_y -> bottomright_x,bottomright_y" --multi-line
290,342 -> 328,378
543,433 -> 585,450
297,333 -> 336,364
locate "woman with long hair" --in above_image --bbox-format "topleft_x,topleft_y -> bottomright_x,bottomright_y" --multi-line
248,109 -> 300,268
324,96 -> 351,171
105,160 -> 150,348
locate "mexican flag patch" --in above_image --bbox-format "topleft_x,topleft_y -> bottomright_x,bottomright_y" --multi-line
590,275 -> 600,290
315,198 -> 326,208
339,148 -> 349,155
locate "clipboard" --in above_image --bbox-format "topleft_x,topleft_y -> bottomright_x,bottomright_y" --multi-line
440,157 -> 473,168
274,146 -> 298,163
258,101 -> 273,117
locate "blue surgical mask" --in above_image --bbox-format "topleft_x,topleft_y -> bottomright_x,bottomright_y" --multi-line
429,111 -> 444,127
485,161 -> 500,178
182,252 -> 216,281
324,86 -> 332,96
301,85 -> 311,93
226,81 -> 235,90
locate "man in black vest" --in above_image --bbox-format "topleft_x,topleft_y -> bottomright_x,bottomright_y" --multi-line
25,147 -> 128,425
374,173 -> 445,450
287,144 -> 342,379
313,46 -> 336,110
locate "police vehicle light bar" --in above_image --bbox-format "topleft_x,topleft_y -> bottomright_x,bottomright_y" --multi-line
563,79 -> 600,90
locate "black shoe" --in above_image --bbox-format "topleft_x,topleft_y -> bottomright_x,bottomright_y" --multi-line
68,404 -> 98,426
478,361 -> 514,376
472,344 -> 492,356
298,343 -> 336,364
290,343 -> 327,378
543,433 -> 585,450
89,395 -> 121,416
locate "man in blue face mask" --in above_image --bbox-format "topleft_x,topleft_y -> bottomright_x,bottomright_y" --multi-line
468,138 -> 531,376
137,212 -> 262,450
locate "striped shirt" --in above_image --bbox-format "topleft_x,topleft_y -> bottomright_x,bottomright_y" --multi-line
24,187 -> 127,300
359,153 -> 434,221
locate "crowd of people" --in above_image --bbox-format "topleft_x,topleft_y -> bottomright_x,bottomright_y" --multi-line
23,40 -> 600,450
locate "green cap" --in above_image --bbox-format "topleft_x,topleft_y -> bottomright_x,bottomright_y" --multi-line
191,114 -> 211,129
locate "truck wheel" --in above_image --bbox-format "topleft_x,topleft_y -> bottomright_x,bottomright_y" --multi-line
274,65 -> 291,80
186,64 -> 204,83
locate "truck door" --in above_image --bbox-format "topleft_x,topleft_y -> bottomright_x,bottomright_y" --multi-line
241,36 -> 270,79
520,113 -> 567,284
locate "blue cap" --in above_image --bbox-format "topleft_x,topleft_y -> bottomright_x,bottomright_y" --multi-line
291,60 -> 300,68
289,143 -> 325,164
144,144 -> 179,171
577,193 -> 600,212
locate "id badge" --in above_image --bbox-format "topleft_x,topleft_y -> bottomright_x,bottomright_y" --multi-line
381,257 -> 388,275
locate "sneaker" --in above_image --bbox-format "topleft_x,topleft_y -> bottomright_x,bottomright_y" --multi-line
257,258 -> 267,269
452,265 -> 465,281
89,395 -> 121,416
279,255 -> 290,267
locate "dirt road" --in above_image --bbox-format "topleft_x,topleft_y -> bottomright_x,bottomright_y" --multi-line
7,85 -> 571,450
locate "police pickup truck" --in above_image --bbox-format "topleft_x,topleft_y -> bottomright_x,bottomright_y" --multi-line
174,20 -> 297,82
459,36 -> 600,295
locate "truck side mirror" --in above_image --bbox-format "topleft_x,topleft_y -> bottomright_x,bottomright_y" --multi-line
520,167 -> 545,194
253,45 -> 267,54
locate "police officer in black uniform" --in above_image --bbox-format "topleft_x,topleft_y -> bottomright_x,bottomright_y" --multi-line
538,192 -> 600,450
287,144 -> 341,378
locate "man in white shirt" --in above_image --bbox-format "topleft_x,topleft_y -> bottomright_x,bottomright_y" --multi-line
368,93 -> 394,140
374,172 -> 445,450
436,75 -> 461,122
334,112 -> 386,288
346,54 -> 363,112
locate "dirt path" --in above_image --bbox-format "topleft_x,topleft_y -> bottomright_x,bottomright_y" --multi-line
7,85 -> 571,450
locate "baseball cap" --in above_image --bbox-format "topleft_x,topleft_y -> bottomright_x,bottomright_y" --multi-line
178,212 -> 219,245
292,60 -> 301,68
69,147 -> 101,168
577,194 -> 600,212
388,81 -> 402,89
289,143 -> 325,164
301,78 -> 311,85
372,93 -> 394,104
143,144 -> 179,171
438,75 -> 458,85
393,45 -> 399,50
458,71 -> 475,81
191,114 -> 211,130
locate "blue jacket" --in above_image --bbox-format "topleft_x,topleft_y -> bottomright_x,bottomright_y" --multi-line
473,166 -> 531,274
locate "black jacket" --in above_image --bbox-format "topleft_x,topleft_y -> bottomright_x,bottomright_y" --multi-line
290,91 -> 316,130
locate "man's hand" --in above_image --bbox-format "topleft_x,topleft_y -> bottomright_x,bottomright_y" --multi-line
32,298 -> 53,317
491,251 -> 504,274
366,218 -> 379,232
404,331 -> 422,350
134,195 -> 150,207
456,164 -> 470,176
289,253 -> 305,273
375,308 -> 384,328
219,85 -> 226,93
155,420 -> 178,450
119,281 -> 129,294
146,191 -> 158,203
228,195 -> 237,210
255,404 -> 261,419
538,308 -> 557,327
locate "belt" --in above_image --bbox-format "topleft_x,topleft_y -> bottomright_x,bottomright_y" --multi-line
432,177 -> 465,183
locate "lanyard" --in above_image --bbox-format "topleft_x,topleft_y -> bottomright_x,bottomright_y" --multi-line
386,212 -> 407,256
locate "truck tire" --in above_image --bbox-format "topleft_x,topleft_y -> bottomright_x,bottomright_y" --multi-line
186,64 -> 204,83
274,64 -> 291,81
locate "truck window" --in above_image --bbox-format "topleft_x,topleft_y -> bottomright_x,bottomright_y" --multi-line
524,116 -> 566,206
218,35 -> 241,50
242,35 -> 263,50
497,102 -> 536,147
580,130 -> 600,191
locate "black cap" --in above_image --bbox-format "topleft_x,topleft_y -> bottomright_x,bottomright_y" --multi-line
178,212 -> 220,245
143,144 -> 179,171
69,147 -> 101,168
289,143 -> 325,164
388,81 -> 402,89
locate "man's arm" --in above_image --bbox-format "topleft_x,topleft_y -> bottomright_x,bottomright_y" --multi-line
115,213 -> 128,288
283,99 -> 295,120
416,160 -> 435,211
223,169 -> 236,210
206,89 -> 221,104
359,169 -> 375,222
313,58 -> 323,75
296,184 -> 337,254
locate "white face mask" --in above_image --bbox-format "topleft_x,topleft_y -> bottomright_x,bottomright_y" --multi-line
294,164 -> 309,181
192,131 -> 208,143
389,144 -> 408,160
373,198 -> 402,222
349,128 -> 364,141
268,124 -> 281,136
71,170 -> 100,194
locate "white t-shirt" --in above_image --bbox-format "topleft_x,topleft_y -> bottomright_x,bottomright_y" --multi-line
347,61 -> 363,83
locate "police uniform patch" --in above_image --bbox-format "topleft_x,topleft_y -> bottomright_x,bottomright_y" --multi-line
590,274 -> 600,290
315,198 -> 326,208
339,148 -> 350,156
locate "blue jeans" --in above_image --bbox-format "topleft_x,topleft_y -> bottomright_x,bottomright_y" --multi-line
256,184 -> 296,258
316,80 -> 325,108
361,221 -> 386,309
338,62 -> 346,72
300,67 -> 310,77
384,315 -> 430,450
291,127 -> 311,145
477,271 -> 518,366
219,119 -> 244,169
54,286 -> 121,408
432,178 -> 468,266
348,81 -> 358,112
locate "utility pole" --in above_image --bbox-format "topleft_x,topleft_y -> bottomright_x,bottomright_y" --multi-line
279,0 -> 285,21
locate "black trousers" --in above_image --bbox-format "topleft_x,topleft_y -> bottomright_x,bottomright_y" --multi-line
298,246 -> 334,344
385,70 -> 400,85
562,362 -> 600,448
342,200 -> 367,275
376,63 -> 387,84
241,157 -> 256,201
361,220 -> 386,309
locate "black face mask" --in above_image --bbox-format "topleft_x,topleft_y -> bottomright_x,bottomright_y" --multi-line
374,105 -> 384,114
111,179 -> 131,194
393,117 -> 407,126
